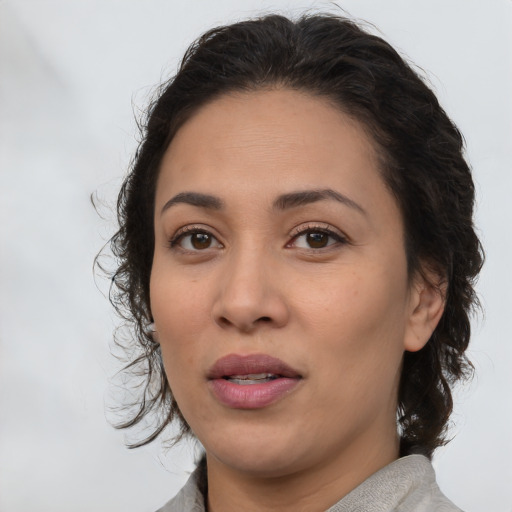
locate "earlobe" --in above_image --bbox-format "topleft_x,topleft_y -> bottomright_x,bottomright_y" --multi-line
146,322 -> 159,343
404,271 -> 447,353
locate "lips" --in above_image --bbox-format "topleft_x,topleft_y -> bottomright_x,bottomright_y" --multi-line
207,353 -> 302,409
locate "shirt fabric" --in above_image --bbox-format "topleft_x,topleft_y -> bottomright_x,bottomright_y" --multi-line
156,454 -> 462,512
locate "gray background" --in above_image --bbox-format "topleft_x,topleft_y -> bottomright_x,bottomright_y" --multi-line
1,1 -> 511,511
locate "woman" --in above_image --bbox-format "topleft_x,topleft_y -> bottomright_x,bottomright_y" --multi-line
108,13 -> 483,511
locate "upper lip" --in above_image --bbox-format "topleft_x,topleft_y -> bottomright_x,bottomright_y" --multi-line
207,353 -> 302,380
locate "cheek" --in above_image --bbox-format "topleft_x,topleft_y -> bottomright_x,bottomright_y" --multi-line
302,265 -> 407,331
150,266 -> 210,331
149,272 -> 208,383
297,264 -> 409,379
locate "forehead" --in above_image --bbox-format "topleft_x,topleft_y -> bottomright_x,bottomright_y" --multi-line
156,88 -> 392,217
161,89 -> 378,192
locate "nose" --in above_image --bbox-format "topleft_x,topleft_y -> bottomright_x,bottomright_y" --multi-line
212,248 -> 290,333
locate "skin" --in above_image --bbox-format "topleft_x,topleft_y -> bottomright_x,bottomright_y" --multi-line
150,89 -> 445,512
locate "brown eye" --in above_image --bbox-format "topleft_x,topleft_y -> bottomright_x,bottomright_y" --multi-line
289,227 -> 347,250
191,232 -> 212,249
171,229 -> 223,251
306,232 -> 329,248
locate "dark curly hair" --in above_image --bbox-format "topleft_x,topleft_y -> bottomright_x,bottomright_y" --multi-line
106,13 -> 483,458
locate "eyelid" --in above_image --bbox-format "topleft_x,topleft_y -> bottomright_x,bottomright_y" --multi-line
287,222 -> 349,249
288,222 -> 347,240
168,224 -> 223,250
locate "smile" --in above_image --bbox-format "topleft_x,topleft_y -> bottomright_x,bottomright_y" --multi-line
207,354 -> 302,409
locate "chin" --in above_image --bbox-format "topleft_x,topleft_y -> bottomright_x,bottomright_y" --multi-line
203,423 -> 307,478
211,450 -> 303,479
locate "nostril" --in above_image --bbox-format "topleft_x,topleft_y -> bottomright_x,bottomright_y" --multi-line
216,315 -> 273,330
218,317 -> 232,327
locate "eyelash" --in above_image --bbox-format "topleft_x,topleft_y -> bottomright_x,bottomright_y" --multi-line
168,223 -> 348,252
168,225 -> 222,251
288,224 -> 348,250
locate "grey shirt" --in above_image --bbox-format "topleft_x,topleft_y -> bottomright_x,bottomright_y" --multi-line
156,455 -> 462,512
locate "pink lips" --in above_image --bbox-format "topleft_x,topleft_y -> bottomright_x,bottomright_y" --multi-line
207,353 -> 302,409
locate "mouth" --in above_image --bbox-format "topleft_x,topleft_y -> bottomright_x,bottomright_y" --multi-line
224,373 -> 281,385
207,353 -> 302,380
207,353 -> 302,409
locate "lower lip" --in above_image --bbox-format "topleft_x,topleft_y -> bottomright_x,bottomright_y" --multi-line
208,377 -> 301,409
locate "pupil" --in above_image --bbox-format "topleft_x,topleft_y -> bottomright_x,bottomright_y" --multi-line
192,233 -> 211,249
307,232 -> 327,248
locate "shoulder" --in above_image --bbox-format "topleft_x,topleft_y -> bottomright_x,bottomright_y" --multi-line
155,455 -> 462,512
394,455 -> 463,512
155,467 -> 206,512
327,455 -> 463,512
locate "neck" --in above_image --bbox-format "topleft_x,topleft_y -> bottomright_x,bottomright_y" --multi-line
206,435 -> 400,512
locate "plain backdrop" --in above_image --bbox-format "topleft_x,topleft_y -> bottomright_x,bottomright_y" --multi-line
1,1 -> 511,511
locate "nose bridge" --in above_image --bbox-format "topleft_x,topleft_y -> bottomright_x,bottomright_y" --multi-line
213,237 -> 288,331
221,240 -> 270,311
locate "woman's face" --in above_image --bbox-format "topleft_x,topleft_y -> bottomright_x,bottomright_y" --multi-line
150,89 -> 435,479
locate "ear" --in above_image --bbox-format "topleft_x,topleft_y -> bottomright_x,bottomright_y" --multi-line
146,322 -> 160,343
404,268 -> 447,352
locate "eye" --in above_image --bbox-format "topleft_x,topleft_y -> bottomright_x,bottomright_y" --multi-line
170,228 -> 223,251
289,226 -> 347,250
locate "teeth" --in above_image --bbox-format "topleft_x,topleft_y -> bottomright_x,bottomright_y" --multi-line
226,373 -> 278,385
230,373 -> 275,379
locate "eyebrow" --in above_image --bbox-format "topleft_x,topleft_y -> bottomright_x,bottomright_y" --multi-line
160,188 -> 365,216
273,189 -> 366,215
161,192 -> 224,214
